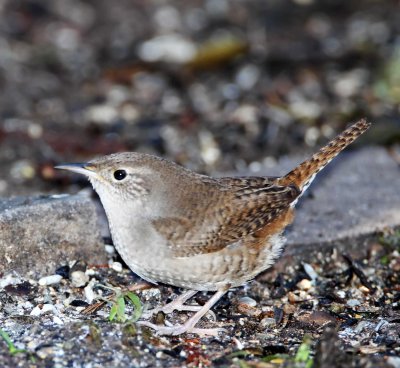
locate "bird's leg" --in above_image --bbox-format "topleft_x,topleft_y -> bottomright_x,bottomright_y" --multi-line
138,289 -> 227,336
161,290 -> 199,313
141,290 -> 200,319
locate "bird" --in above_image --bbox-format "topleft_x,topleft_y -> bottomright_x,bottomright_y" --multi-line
56,119 -> 370,336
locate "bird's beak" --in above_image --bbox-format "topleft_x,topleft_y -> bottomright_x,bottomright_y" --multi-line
55,163 -> 99,179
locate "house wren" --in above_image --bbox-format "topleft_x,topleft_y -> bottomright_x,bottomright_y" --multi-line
56,119 -> 370,336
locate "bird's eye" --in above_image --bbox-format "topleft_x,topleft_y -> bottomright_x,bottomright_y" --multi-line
113,169 -> 127,181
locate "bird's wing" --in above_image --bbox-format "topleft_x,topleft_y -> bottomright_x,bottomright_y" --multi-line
152,177 -> 300,257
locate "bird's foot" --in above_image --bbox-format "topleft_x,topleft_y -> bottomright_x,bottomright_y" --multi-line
138,289 -> 227,336
141,290 -> 200,319
141,304 -> 203,319
137,320 -> 225,337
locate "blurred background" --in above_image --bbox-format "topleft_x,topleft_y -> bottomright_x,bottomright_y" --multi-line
0,0 -> 399,196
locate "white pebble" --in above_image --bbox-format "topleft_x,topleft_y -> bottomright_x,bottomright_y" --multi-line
138,34 -> 196,63
30,304 -> 56,316
70,271 -> 89,288
53,316 -> 64,325
0,274 -> 22,288
232,337 -> 244,350
297,279 -> 312,291
336,290 -> 346,299
84,279 -> 97,304
39,274 -> 63,286
104,244 -> 116,255
85,268 -> 96,276
111,262 -> 123,272
23,301 -> 33,310
85,105 -> 118,125
238,296 -> 257,307
347,299 -> 361,307
303,263 -> 318,282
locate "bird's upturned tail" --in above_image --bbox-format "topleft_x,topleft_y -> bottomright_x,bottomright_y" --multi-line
278,119 -> 371,195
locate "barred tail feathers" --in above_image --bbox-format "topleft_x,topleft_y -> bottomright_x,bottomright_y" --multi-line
278,119 -> 371,196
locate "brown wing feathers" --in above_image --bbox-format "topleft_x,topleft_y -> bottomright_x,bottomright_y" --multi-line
154,180 -> 299,257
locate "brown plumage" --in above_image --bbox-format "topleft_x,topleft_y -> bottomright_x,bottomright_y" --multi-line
153,119 -> 370,259
56,118 -> 371,336
278,118 -> 370,190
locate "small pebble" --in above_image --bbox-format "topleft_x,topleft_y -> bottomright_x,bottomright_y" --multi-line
359,285 -> 370,294
238,296 -> 257,307
70,300 -> 89,307
111,261 -> 123,272
53,316 -> 64,325
354,320 -> 371,333
86,268 -> 96,276
232,337 -> 244,350
84,279 -> 97,304
36,345 -> 56,360
236,302 -> 262,317
0,274 -> 22,288
38,274 -> 63,286
283,304 -> 296,314
85,104 -> 118,125
288,292 -> 301,303
303,263 -> 318,282
105,244 -> 116,255
70,271 -> 89,288
23,301 -> 33,310
297,279 -> 312,291
297,311 -> 337,326
374,319 -> 389,332
260,317 -> 276,328
138,34 -> 196,63
156,351 -> 164,359
347,299 -> 361,307
336,290 -> 346,299
30,304 -> 56,316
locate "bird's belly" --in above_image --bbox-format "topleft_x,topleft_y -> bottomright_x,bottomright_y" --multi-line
115,233 -> 286,291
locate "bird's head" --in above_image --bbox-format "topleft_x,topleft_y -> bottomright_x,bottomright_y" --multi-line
56,152 -> 178,204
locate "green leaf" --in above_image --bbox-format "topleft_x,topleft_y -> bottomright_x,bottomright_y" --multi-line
125,292 -> 141,308
125,292 -> 143,322
294,336 -> 313,367
109,304 -> 118,321
117,296 -> 126,322
0,328 -> 27,355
